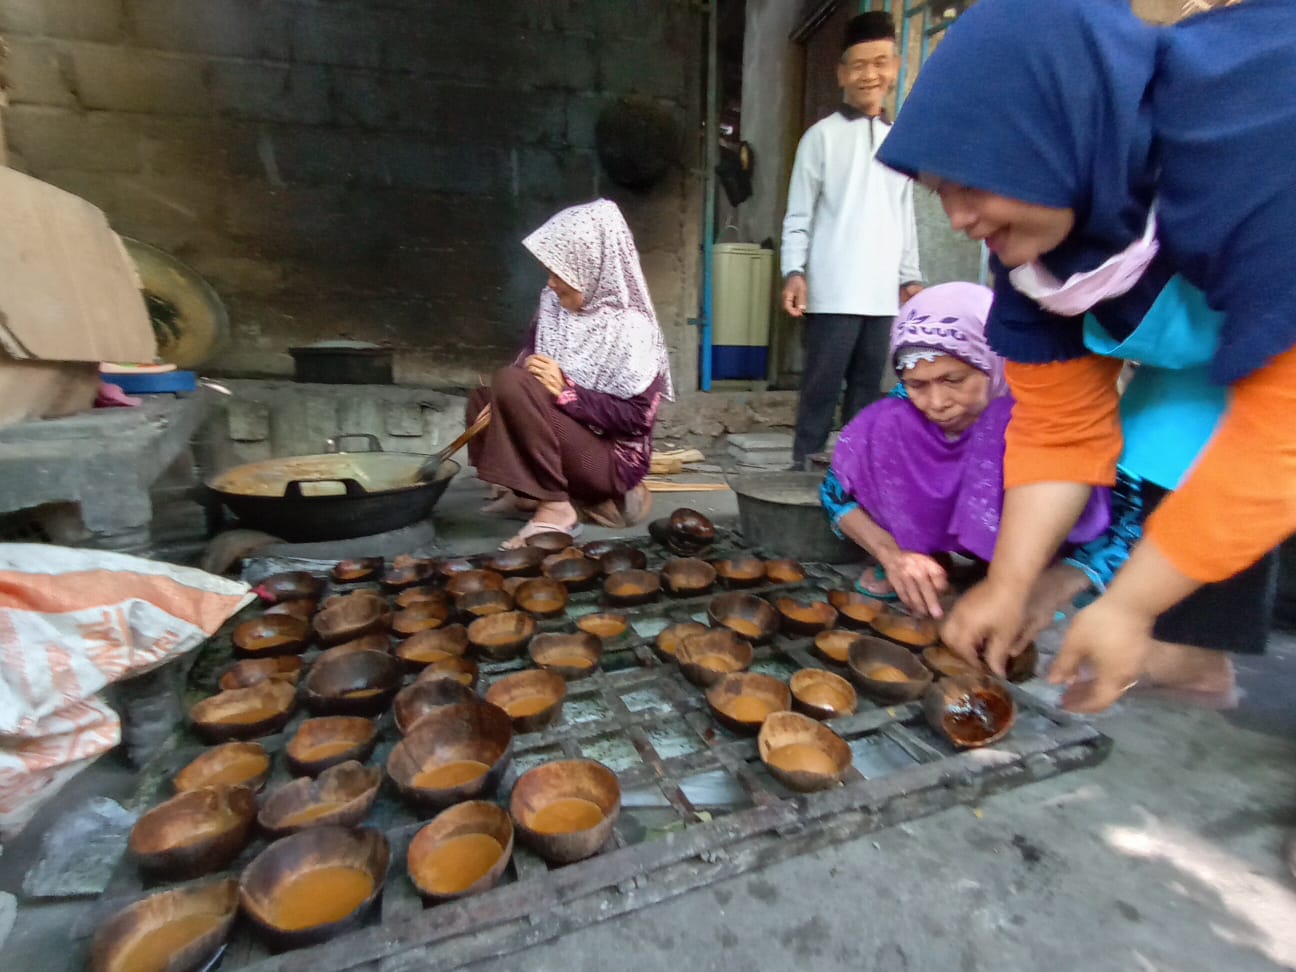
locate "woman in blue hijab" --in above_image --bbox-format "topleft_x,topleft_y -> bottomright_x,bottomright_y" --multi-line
877,0 -> 1296,713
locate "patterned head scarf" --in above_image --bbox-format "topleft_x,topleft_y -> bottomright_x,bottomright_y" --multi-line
890,282 -> 1005,397
522,199 -> 675,401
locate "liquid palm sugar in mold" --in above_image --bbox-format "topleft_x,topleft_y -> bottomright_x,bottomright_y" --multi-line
115,913 -> 225,972
529,797 -> 604,834
270,866 -> 374,931
412,834 -> 504,895
413,760 -> 490,790
724,696 -> 776,724
766,743 -> 838,777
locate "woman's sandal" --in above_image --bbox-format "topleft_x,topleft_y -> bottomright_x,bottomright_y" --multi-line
854,564 -> 899,601
500,518 -> 583,550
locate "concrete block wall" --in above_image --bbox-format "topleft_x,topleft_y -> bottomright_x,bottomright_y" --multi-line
0,0 -> 704,390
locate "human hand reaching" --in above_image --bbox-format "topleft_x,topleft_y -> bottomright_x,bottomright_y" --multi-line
1048,593 -> 1151,713
939,577 -> 1031,675
880,551 -> 949,619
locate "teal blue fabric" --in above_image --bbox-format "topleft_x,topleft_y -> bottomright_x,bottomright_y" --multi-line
1082,275 -> 1227,490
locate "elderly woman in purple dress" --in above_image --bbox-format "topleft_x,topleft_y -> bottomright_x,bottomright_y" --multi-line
821,282 -> 1108,617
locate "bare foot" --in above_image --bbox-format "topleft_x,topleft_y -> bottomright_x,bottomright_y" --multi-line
480,489 -> 538,518
1134,640 -> 1238,709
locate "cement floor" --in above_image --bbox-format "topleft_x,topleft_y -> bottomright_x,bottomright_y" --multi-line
3,474 -> 1294,971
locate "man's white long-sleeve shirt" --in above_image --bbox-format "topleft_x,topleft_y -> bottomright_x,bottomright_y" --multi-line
780,110 -> 921,317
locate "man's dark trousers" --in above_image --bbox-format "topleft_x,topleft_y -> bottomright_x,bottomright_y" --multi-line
791,313 -> 892,465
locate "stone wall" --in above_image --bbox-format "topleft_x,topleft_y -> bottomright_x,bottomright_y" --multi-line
0,0 -> 703,389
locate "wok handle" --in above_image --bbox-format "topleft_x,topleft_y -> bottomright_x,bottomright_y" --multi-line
326,433 -> 383,454
283,478 -> 368,499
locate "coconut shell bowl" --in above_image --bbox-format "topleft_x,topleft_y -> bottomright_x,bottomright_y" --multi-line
456,588 -> 515,622
713,556 -> 767,588
509,759 -> 621,865
467,610 -> 537,661
393,678 -> 479,735
598,546 -> 648,575
91,878 -> 239,972
255,571 -> 324,604
812,629 -> 865,666
773,595 -> 838,636
757,711 -> 852,792
232,614 -> 311,659
173,741 -> 271,794
526,530 -> 575,553
827,589 -> 887,628
387,702 -> 514,812
417,655 -> 480,689
312,592 -> 391,646
129,785 -> 257,881
485,546 -> 546,577
529,632 -> 603,680
789,669 -> 858,721
190,680 -> 297,743
846,637 -> 934,704
604,569 -> 662,607
394,624 -> 470,673
257,761 -> 382,838
302,648 -> 402,717
330,557 -> 383,584
513,578 -> 569,619
407,801 -> 515,903
660,558 -> 717,597
219,656 -> 303,692
764,558 -> 808,585
923,674 -> 1016,749
394,585 -> 451,610
924,642 -> 1038,684
484,669 -> 568,733
381,559 -> 436,591
238,825 -> 390,951
446,568 -> 506,599
391,599 -> 453,638
285,716 -> 380,777
871,608 -> 940,648
655,621 -> 709,662
708,592 -> 779,644
675,629 -> 753,687
543,555 -> 601,592
705,673 -> 792,734
577,612 -> 629,640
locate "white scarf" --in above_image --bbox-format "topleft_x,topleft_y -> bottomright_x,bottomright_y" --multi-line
522,199 -> 675,401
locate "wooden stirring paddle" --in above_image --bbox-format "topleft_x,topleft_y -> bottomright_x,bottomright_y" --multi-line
415,405 -> 492,482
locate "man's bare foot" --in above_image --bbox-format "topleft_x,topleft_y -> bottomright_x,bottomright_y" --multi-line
500,500 -> 580,550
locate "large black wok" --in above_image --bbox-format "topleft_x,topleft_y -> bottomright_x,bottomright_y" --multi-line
207,434 -> 459,542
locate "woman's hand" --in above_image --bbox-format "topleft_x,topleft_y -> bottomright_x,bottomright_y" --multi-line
1047,594 -> 1153,713
525,355 -> 565,397
940,578 -> 1030,673
880,551 -> 949,618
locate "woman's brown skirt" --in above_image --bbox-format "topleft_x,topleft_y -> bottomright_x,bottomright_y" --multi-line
467,367 -> 621,504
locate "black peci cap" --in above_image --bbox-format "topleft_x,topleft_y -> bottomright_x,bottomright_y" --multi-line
842,11 -> 896,52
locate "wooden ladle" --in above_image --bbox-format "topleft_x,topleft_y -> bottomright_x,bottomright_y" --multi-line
415,405 -> 492,482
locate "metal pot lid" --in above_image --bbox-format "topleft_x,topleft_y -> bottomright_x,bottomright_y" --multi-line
122,238 -> 230,370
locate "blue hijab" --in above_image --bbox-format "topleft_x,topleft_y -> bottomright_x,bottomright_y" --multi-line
878,0 -> 1296,386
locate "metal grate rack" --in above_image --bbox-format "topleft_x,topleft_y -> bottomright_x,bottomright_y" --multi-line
69,531 -> 1109,971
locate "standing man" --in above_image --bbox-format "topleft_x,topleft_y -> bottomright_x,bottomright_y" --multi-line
782,12 -> 923,469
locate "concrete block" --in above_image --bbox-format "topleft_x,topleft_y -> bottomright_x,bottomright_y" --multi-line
385,401 -> 425,437
367,136 -> 507,195
2,105 -> 144,172
262,126 -> 371,187
727,432 -> 794,452
565,92 -> 602,149
125,0 -> 293,60
71,44 -> 209,115
38,169 -> 224,244
598,37 -> 688,101
211,61 -> 329,125
228,401 -> 270,442
291,4 -> 385,69
329,69 -> 396,130
0,0 -> 125,42
0,38 -> 77,107
138,115 -> 234,176
223,180 -> 347,242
